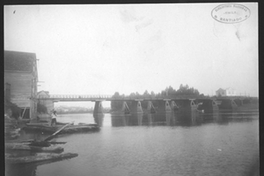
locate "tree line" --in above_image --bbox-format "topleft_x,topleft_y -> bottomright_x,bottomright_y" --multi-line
111,84 -> 206,111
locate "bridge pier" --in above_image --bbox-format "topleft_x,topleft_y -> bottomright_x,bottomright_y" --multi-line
165,100 -> 172,112
172,99 -> 200,122
171,101 -> 179,111
217,98 -> 238,112
241,99 -> 244,106
174,99 -> 198,113
147,101 -> 156,114
153,100 -> 168,121
93,101 -> 104,115
234,99 -> 244,106
121,101 -> 130,114
212,100 -> 219,112
93,101 -> 104,126
155,99 -> 172,112
195,99 -> 219,114
130,100 -> 143,114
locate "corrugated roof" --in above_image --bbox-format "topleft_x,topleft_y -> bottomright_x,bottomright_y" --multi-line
4,50 -> 36,72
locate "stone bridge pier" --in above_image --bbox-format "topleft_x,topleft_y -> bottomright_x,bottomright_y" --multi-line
93,101 -> 104,126
147,101 -> 156,114
195,99 -> 219,114
173,99 -> 198,113
234,99 -> 244,106
217,98 -> 238,111
152,99 -> 177,122
154,99 -> 173,113
93,101 -> 104,115
158,99 -> 172,112
172,99 -> 200,122
121,101 -> 130,114
129,99 -> 143,114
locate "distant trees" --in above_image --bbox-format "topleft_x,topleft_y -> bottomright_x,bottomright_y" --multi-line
176,84 -> 200,96
112,84 -> 203,99
110,84 -> 205,110
155,84 -> 201,98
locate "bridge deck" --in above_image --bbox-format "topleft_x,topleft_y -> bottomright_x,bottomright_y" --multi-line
36,94 -> 256,101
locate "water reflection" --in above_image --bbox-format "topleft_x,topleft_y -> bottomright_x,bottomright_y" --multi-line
93,113 -> 104,127
136,113 -> 143,126
6,110 -> 259,176
165,111 -> 171,126
110,110 -> 258,127
147,114 -> 153,126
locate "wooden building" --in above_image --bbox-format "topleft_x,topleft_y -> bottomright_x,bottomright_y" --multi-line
4,50 -> 38,119
216,87 -> 237,97
215,88 -> 226,97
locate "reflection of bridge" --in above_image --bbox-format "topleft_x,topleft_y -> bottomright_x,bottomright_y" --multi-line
37,94 -> 258,117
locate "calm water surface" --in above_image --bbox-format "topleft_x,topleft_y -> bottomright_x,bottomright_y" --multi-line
6,112 -> 259,176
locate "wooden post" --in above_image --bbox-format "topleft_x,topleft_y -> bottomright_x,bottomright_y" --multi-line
21,107 -> 27,119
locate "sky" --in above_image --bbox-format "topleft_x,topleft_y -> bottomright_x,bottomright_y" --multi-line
4,3 -> 258,107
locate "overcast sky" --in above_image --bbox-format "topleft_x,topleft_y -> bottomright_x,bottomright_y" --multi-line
4,3 -> 258,101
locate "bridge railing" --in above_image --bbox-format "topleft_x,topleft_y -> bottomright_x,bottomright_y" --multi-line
37,94 -> 257,100
38,94 -> 113,99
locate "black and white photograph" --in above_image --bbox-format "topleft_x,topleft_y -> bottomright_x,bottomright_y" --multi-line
4,3 -> 259,176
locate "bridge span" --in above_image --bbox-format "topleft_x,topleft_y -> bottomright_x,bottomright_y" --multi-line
37,94 -> 214,101
37,94 -> 255,101
36,94 -> 258,117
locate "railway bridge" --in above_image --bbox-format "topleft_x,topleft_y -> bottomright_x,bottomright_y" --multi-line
36,94 -> 257,115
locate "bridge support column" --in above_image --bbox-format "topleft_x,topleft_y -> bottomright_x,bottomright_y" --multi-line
190,100 -> 198,111
217,98 -> 237,112
231,99 -> 238,110
93,101 -> 104,115
195,99 -> 219,114
130,100 -> 143,114
234,99 -> 244,106
212,100 -> 219,112
93,101 -> 104,126
121,101 -> 130,114
190,100 -> 198,122
147,101 -> 156,114
171,101 -> 179,111
165,100 -> 171,112
240,99 -> 244,106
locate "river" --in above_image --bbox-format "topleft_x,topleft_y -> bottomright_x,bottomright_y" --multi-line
6,111 -> 259,176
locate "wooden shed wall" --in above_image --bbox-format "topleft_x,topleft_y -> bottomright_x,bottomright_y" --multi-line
4,71 -> 33,108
